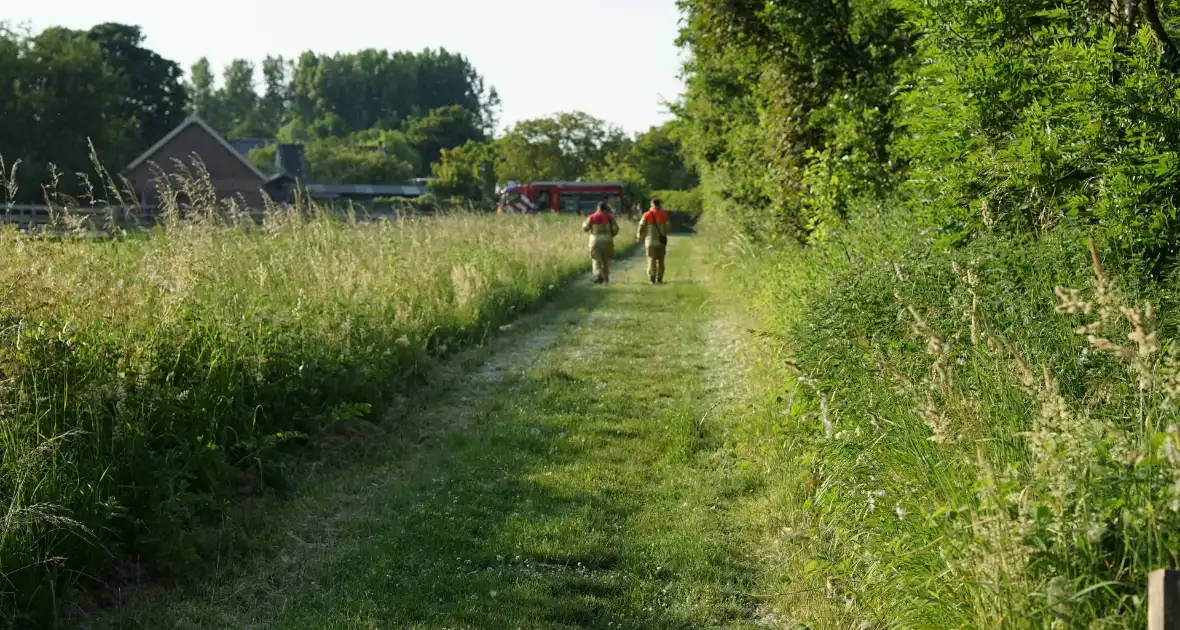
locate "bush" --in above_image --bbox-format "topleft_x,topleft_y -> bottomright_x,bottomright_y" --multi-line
303,136 -> 416,184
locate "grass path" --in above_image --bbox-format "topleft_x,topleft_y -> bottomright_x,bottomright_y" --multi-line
85,236 -> 764,629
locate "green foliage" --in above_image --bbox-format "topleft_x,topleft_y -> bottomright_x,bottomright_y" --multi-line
429,140 -> 498,204
585,154 -> 650,211
487,114 -> 699,212
286,48 -> 494,137
628,123 -> 698,191
676,0 -> 911,242
255,127 -> 423,185
496,112 -> 630,183
246,144 -> 280,177
713,196 -> 1180,626
347,128 -> 421,174
85,23 -> 188,159
173,48 -> 496,184
681,0 -> 1180,625
175,47 -> 498,186
276,118 -> 314,145
302,137 -> 416,185
258,55 -> 292,135
651,189 -> 703,220
0,24 -> 159,202
220,59 -> 263,137
188,57 -> 219,124
679,0 -> 1180,267
404,105 -> 486,175
894,0 -> 1180,272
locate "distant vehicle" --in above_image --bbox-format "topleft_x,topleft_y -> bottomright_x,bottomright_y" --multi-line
500,181 -> 625,215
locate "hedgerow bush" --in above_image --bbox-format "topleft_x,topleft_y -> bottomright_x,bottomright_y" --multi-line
896,0 -> 1180,272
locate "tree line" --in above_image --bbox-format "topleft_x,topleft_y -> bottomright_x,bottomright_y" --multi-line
676,0 -> 1180,272
429,112 -> 697,207
0,22 -> 696,206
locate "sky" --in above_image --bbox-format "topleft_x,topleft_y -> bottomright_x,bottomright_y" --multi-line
8,0 -> 687,135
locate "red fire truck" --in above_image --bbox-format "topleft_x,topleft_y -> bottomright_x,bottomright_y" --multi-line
500,181 -> 625,215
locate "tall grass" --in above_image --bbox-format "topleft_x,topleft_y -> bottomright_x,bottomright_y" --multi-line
0,163 -> 602,625
712,202 -> 1180,628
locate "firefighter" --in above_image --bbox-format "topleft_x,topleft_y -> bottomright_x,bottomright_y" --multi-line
582,201 -> 620,284
637,198 -> 670,284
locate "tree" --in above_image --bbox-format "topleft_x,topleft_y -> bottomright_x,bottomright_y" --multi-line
303,138 -> 416,185
496,112 -> 629,183
629,123 -> 697,191
258,55 -> 291,133
348,128 -> 422,175
188,57 -> 221,125
277,118 -> 314,144
221,59 -> 263,137
0,26 -> 126,202
404,105 -> 486,174
481,87 -> 502,136
288,48 -> 490,137
586,154 -> 651,211
309,112 -> 349,139
86,23 -> 188,160
415,48 -> 484,118
429,140 -> 498,203
246,144 -> 279,176
677,0 -> 911,241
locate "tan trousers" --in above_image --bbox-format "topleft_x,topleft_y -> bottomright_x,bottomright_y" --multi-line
646,244 -> 666,281
590,243 -> 614,281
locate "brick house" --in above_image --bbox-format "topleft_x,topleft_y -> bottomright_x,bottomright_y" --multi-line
123,114 -> 292,208
125,115 -> 429,210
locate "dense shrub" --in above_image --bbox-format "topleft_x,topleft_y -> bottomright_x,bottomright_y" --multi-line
677,0 -> 912,242
679,0 -> 1180,271
895,0 -> 1180,273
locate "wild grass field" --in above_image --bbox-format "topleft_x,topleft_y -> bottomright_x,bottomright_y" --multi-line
708,204 -> 1180,628
83,235 -> 770,630
0,191 -> 607,626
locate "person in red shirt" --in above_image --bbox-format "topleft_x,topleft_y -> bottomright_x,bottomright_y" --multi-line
581,202 -> 620,284
636,199 -> 670,285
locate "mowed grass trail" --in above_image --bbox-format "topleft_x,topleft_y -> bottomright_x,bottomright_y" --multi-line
87,236 -> 763,630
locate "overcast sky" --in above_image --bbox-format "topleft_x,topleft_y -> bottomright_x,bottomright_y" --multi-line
8,0 -> 686,135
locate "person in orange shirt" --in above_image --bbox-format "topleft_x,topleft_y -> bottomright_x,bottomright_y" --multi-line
636,199 -> 670,285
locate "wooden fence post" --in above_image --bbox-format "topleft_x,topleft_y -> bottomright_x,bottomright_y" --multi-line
1150,569 -> 1180,630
